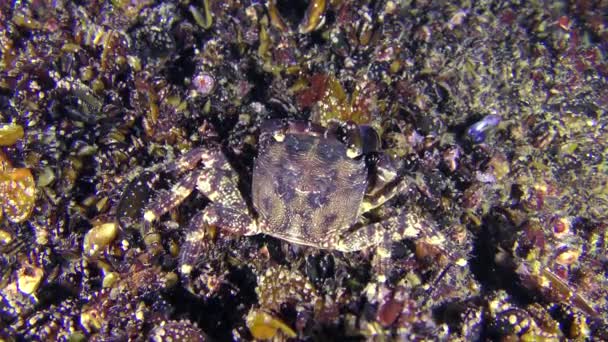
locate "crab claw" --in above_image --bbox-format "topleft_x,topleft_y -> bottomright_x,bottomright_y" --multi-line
337,121 -> 380,159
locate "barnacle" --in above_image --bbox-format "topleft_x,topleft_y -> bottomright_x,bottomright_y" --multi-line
486,293 -> 564,340
149,319 -> 207,341
0,262 -> 42,323
256,266 -> 318,312
243,266 -> 320,339
18,299 -> 82,340
79,264 -> 180,338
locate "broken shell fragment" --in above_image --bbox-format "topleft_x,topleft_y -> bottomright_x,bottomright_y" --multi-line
1,167 -> 36,223
0,123 -> 24,146
17,264 -> 44,295
554,248 -> 580,266
246,310 -> 297,340
83,222 -> 118,258
0,229 -> 12,245
466,115 -> 501,143
298,0 -> 327,34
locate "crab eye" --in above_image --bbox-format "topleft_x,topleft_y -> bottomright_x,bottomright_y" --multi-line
273,131 -> 285,142
346,144 -> 362,159
336,122 -> 362,157
334,126 -> 348,144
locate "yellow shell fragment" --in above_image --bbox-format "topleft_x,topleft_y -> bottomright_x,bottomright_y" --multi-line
246,309 -> 297,340
298,0 -> 327,34
0,167 -> 36,223
0,229 -> 12,245
555,249 -> 580,266
0,123 -> 24,146
16,264 -> 44,295
102,272 -> 119,288
80,308 -> 102,333
83,222 -> 118,258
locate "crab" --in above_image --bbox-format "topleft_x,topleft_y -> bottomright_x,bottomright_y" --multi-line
142,119 -> 461,273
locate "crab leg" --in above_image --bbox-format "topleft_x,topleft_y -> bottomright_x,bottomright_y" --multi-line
179,204 -> 258,274
140,170 -> 198,253
199,203 -> 257,235
179,209 -> 208,274
335,211 -> 466,266
195,168 -> 249,214
178,183 -> 258,275
143,147 -> 221,223
358,152 -> 410,213
143,170 -> 201,223
333,211 -> 434,252
143,148 -> 249,223
144,148 -> 259,271
164,147 -> 219,175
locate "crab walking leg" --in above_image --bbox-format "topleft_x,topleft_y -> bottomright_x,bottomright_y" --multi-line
194,167 -> 250,214
164,147 -> 223,175
200,203 -> 258,235
144,147 -> 258,271
332,211 -> 423,252
143,170 -> 201,223
178,157 -> 257,274
139,171 -> 199,253
178,210 -> 208,275
144,149 -> 249,223
179,203 -> 258,275
141,150 -> 236,250
332,211 -> 457,258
